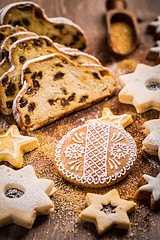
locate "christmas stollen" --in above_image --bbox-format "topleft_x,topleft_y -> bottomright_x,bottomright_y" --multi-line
13,54 -> 116,131
0,1 -> 87,50
0,36 -> 100,115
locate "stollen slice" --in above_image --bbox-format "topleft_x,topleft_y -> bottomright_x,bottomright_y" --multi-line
0,36 -> 100,115
0,1 -> 87,50
13,54 -> 116,131
0,24 -> 26,60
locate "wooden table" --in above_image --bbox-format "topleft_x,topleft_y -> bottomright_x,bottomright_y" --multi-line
0,0 -> 160,239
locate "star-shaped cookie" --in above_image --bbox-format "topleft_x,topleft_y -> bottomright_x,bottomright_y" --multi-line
86,107 -> 133,128
118,64 -> 160,113
147,41 -> 160,63
134,173 -> 160,211
148,16 -> 160,39
142,119 -> 160,160
0,165 -> 56,228
0,125 -> 39,168
79,189 -> 136,234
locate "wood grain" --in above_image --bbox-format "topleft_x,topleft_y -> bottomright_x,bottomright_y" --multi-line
0,0 -> 160,239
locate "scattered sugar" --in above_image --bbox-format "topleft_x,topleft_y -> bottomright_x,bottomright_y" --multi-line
0,90 -> 159,238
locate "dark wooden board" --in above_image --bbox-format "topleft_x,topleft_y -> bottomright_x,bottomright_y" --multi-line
0,0 -> 160,239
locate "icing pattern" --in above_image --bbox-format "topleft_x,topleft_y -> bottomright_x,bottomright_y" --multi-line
55,122 -> 137,186
65,143 -> 85,160
110,142 -> 130,160
83,123 -> 109,180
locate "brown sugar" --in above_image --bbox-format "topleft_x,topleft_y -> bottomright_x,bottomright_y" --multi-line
111,21 -> 135,54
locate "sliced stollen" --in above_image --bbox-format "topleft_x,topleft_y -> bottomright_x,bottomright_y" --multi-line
0,36 -> 100,115
54,42 -> 81,53
0,58 -> 11,83
0,31 -> 37,81
0,24 -> 26,60
0,1 -> 87,50
1,31 -> 37,60
55,42 -> 101,65
13,54 -> 116,131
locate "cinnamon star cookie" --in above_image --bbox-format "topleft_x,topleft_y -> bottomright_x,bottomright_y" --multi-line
54,119 -> 136,188
0,125 -> 39,168
147,16 -> 160,39
0,165 -> 56,228
147,41 -> 160,63
79,189 -> 136,234
118,64 -> 160,113
142,119 -> 160,160
134,173 -> 160,211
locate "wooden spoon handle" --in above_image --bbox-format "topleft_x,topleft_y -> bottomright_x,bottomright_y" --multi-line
106,0 -> 127,10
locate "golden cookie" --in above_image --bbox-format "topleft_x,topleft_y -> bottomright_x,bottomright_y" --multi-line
54,121 -> 137,188
118,64 -> 160,113
79,189 -> 136,234
0,165 -> 56,228
134,173 -> 160,211
86,107 -> 133,128
0,125 -> 39,168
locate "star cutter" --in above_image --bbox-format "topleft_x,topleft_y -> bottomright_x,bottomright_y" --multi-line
86,107 -> 133,128
0,165 -> 56,228
134,173 -> 160,211
142,119 -> 160,160
118,64 -> 160,113
79,189 -> 136,234
0,125 -> 39,168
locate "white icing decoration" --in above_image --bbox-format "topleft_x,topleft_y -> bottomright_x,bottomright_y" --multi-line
72,132 -> 84,143
111,132 -> 124,142
69,159 -> 83,171
55,122 -> 137,186
65,143 -> 84,160
109,142 -> 130,159
0,127 -> 35,159
108,157 -> 121,170
83,122 -> 109,179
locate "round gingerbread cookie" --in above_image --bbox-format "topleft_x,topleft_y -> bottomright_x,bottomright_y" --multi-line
54,122 -> 137,188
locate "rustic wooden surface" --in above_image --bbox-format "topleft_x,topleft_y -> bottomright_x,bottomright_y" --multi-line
0,0 -> 160,239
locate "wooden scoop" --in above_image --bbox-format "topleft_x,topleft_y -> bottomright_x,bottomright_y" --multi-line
106,0 -> 140,56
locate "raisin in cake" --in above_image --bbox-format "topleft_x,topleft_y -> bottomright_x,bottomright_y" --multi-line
1,31 -> 37,60
13,54 -> 116,131
0,36 -> 100,115
0,2 -> 87,50
0,24 -> 26,60
0,32 -> 37,81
